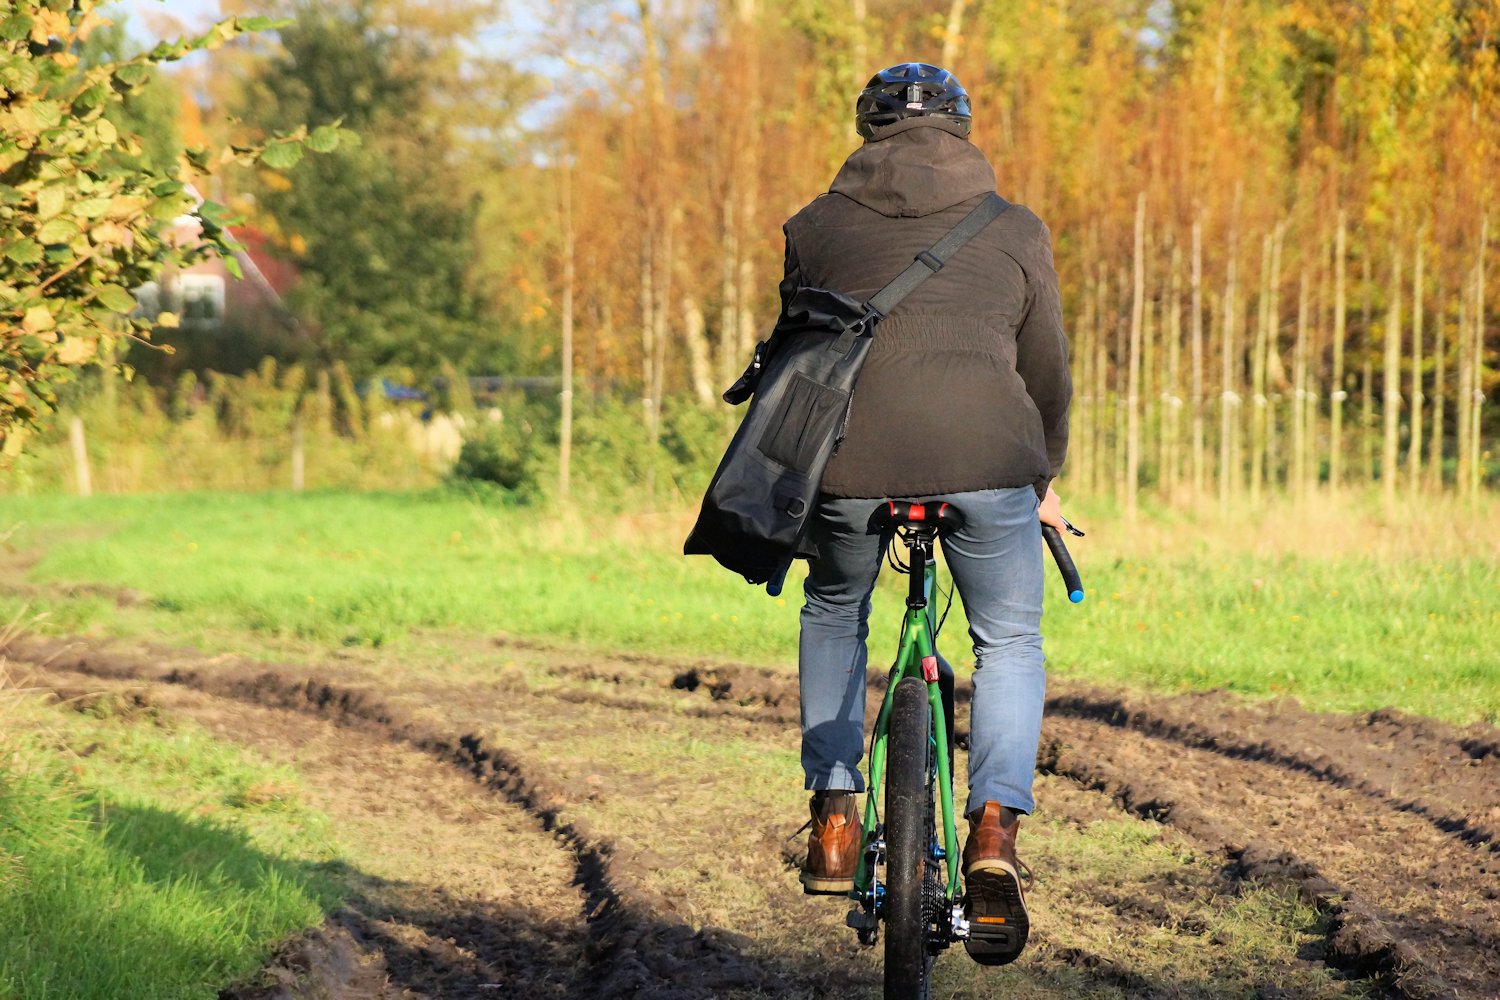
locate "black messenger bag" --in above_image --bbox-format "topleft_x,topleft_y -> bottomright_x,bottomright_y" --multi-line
683,193 -> 1011,594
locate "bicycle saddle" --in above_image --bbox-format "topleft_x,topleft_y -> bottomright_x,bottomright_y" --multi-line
866,500 -> 966,535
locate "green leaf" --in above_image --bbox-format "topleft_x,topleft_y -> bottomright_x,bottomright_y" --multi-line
235,16 -> 291,32
259,141 -> 305,170
307,125 -> 341,154
0,15 -> 33,42
36,217 -> 81,244
4,239 -> 42,265
75,198 -> 112,219
223,254 -> 244,280
197,200 -> 231,226
114,63 -> 152,87
95,285 -> 138,313
36,186 -> 65,219
13,100 -> 63,133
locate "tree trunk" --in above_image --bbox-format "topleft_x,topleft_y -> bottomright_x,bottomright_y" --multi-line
683,294 -> 713,404
1191,216 -> 1205,499
1219,228 -> 1240,511
941,0 -> 967,68
1330,212 -> 1347,491
1382,242 -> 1403,519
1457,275 -> 1472,497
1293,268 -> 1309,502
1076,268 -> 1096,497
1127,192 -> 1145,519
559,165 -> 576,501
1470,214 -> 1489,500
1094,265 -> 1110,499
1429,294 -> 1447,491
1361,253 -> 1375,484
851,0 -> 867,86
1165,240 -> 1183,497
1250,234 -> 1271,506
1408,230 -> 1425,495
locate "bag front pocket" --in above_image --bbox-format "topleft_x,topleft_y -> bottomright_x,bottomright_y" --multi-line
757,372 -> 849,473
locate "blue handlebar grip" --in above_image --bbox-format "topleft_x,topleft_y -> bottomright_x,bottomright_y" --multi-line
1069,589 -> 1085,604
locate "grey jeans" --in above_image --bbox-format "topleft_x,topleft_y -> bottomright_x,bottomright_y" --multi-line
798,486 -> 1046,816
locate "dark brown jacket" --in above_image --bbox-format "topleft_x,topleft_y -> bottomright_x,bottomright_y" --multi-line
779,118 -> 1071,499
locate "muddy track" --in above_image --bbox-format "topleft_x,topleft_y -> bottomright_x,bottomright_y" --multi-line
8,637 -> 803,1000
515,646 -> 1500,998
10,634 -> 1500,999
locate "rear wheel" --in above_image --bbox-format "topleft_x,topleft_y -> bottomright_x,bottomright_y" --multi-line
884,677 -> 934,1000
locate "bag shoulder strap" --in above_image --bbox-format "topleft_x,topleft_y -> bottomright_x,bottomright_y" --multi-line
865,192 -> 1012,320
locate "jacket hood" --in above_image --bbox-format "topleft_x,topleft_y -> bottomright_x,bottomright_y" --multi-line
828,119 -> 996,219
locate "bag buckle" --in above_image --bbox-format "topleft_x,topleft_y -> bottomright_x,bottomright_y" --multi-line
916,250 -> 944,272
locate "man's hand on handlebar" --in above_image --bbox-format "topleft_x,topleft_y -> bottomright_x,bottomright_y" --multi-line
1039,485 -> 1085,537
1038,485 -> 1065,531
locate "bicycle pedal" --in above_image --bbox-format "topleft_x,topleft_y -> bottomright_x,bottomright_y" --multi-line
845,908 -> 875,931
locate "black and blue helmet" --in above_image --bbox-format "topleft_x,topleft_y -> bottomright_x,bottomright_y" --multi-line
855,63 -> 971,139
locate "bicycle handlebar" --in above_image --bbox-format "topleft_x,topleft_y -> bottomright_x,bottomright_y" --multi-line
1041,524 -> 1085,603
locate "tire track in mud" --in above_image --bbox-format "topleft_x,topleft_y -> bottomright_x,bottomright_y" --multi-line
13,634 -> 1500,998
522,649 -> 1500,998
6,637 -> 802,1000
1046,689 -> 1500,851
1038,717 -> 1500,1000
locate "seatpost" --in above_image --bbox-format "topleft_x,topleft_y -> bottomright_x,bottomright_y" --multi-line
904,529 -> 934,609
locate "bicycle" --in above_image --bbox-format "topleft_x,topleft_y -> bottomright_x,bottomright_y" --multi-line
842,500 -> 1084,999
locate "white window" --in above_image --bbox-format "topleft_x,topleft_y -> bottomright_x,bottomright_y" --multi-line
179,273 -> 225,329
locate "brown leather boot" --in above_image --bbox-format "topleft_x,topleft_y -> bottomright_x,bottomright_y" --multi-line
962,801 -> 1030,965
799,791 -> 860,895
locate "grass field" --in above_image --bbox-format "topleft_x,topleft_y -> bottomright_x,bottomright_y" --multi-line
3,488 -> 1498,724
3,486 -> 1496,998
0,661 -> 343,1000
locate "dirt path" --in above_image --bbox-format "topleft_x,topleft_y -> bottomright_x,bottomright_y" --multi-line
7,633 -> 1498,999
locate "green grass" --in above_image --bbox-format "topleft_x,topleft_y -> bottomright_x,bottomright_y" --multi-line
0,678 -> 343,1000
2,488 -> 1497,724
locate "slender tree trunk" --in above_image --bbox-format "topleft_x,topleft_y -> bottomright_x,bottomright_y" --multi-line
1094,266 -> 1110,498
1470,214 -> 1489,500
1408,230 -> 1425,495
640,231 -> 657,446
1429,294 -> 1447,491
1191,216 -> 1205,499
1382,242 -> 1403,519
1266,227 -> 1285,492
1077,269 -> 1096,497
941,0 -> 967,67
1165,241 -> 1183,497
1220,231 -> 1240,512
683,295 -> 713,404
1293,268 -> 1309,502
1331,212 -> 1347,491
1250,234 -> 1272,506
1117,265 -> 1130,507
1457,278 -> 1472,496
718,189 -> 740,390
1361,253 -> 1375,484
1127,193 -> 1145,519
851,0 -> 867,85
559,166 -> 575,501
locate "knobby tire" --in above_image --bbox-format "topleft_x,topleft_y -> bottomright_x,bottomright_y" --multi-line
884,677 -> 934,1000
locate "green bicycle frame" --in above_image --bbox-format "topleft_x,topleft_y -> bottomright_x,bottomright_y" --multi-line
852,538 -> 962,902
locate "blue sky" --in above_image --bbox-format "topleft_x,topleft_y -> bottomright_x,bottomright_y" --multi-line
108,0 -> 222,35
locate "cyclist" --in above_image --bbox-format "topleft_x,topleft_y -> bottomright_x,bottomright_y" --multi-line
791,63 -> 1071,967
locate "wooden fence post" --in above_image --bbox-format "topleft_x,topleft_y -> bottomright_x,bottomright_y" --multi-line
70,416 -> 92,498
291,417 -> 305,493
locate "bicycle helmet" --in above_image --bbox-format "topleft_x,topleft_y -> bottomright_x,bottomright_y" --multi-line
855,63 -> 971,140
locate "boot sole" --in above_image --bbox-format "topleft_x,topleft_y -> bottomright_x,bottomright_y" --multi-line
964,861 -> 1029,965
799,871 -> 855,895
